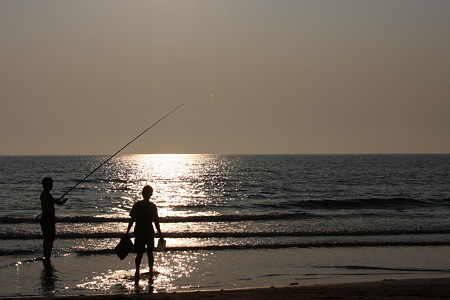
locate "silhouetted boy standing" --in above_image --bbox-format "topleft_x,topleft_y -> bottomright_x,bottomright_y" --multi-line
126,185 -> 164,284
40,177 -> 67,260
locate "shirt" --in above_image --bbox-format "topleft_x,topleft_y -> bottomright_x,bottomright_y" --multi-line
130,200 -> 158,237
40,190 -> 56,217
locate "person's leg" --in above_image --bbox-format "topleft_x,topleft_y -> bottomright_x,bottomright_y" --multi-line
43,219 -> 56,259
41,218 -> 52,259
135,252 -> 143,283
43,239 -> 54,259
43,240 -> 48,258
146,236 -> 155,283
147,249 -> 154,283
135,252 -> 143,272
134,237 -> 145,284
48,240 -> 53,257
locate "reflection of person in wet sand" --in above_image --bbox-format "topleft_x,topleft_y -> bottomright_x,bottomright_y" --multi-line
40,177 -> 67,260
126,185 -> 164,284
40,260 -> 57,295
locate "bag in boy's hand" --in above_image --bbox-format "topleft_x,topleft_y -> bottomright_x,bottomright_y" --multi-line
155,238 -> 166,252
115,235 -> 133,260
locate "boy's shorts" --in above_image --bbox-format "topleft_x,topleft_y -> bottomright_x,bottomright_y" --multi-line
134,235 -> 154,253
40,215 -> 56,241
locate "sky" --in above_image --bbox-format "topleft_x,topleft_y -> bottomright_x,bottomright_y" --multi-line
1,0 -> 449,155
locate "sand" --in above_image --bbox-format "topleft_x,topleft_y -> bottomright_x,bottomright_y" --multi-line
2,247 -> 450,298
2,278 -> 450,300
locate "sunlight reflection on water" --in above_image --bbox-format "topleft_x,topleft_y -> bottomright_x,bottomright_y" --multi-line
75,251 -> 210,293
102,154 -> 231,218
74,154 -> 231,290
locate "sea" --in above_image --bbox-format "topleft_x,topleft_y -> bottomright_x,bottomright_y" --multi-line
1,154 -> 450,297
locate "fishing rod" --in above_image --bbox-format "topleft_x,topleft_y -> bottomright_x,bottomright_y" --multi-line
61,103 -> 184,199
36,103 -> 184,220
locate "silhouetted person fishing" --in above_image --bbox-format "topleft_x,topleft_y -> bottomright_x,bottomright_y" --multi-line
40,177 -> 67,260
126,185 -> 164,284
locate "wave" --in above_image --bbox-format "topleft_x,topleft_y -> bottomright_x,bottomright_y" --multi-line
2,228 -> 450,240
0,213 -> 315,224
65,241 -> 450,254
322,265 -> 450,273
2,196 -> 450,224
261,198 -> 450,210
2,241 -> 450,258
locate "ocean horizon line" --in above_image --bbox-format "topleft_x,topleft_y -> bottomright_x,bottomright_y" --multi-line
1,152 -> 449,157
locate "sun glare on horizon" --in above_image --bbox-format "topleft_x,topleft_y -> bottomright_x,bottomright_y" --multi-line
116,154 -> 216,218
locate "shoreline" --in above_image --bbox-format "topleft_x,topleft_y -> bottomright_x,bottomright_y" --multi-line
2,278 -> 450,300
2,247 -> 450,298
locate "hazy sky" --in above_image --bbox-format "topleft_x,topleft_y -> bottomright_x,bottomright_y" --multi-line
1,0 -> 449,155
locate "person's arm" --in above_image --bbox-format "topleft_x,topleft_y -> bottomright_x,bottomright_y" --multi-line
50,193 -> 67,205
154,207 -> 163,239
126,217 -> 135,235
55,198 -> 67,205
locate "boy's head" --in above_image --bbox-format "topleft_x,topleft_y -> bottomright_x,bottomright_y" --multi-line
42,177 -> 53,190
142,185 -> 153,199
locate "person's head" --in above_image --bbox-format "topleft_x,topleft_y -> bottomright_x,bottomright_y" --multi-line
42,177 -> 53,190
142,185 -> 153,200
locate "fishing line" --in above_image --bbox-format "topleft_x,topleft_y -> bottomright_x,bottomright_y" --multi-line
36,103 -> 184,219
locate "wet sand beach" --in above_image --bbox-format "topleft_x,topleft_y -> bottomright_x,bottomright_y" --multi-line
2,278 -> 450,300
2,247 -> 450,298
